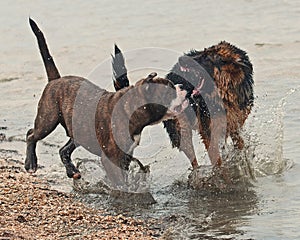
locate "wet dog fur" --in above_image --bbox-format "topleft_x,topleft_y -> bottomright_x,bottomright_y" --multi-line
112,42 -> 254,170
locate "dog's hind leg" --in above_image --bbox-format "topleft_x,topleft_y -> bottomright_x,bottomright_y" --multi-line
25,115 -> 59,173
202,116 -> 227,167
127,134 -> 141,156
59,138 -> 80,179
132,157 -> 150,173
101,154 -> 129,190
25,95 -> 61,173
25,128 -> 38,173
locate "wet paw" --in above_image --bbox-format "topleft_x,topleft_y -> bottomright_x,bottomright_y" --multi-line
26,168 -> 37,174
67,170 -> 81,179
24,158 -> 37,173
72,172 -> 81,180
66,165 -> 81,179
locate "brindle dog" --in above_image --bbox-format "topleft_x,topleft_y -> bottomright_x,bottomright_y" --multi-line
112,43 -> 254,170
25,19 -> 188,188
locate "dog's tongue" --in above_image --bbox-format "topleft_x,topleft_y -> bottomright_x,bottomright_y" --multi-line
192,89 -> 200,96
192,79 -> 205,97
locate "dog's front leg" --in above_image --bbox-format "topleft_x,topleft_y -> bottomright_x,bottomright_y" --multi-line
131,157 -> 149,173
206,115 -> 227,167
101,154 -> 128,191
127,134 -> 141,155
59,138 -> 81,179
165,115 -> 199,169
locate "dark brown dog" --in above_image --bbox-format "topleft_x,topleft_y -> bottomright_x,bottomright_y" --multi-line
25,19 -> 188,188
112,43 -> 254,170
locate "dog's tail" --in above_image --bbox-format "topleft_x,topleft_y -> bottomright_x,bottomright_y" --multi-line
29,18 -> 61,81
111,44 -> 129,91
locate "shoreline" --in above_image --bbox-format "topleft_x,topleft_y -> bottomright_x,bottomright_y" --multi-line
0,157 -> 162,239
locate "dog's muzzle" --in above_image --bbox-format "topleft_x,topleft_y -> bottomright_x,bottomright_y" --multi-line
169,84 -> 189,114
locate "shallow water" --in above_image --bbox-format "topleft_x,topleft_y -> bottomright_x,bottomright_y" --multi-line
1,0 -> 300,239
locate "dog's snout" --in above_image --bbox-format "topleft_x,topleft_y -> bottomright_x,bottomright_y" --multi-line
177,84 -> 183,90
174,84 -> 187,99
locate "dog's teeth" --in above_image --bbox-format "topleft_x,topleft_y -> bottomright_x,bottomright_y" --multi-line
180,66 -> 189,72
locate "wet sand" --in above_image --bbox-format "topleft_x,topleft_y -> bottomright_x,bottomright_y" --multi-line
0,157 -> 161,239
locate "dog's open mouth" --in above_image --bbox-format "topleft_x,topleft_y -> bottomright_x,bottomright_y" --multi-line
180,66 -> 190,72
178,56 -> 207,97
178,56 -> 205,97
178,60 -> 206,97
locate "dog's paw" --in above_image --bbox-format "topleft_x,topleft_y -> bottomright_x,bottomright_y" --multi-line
24,158 -> 37,174
66,170 -> 81,179
26,168 -> 37,174
66,165 -> 81,179
72,172 -> 81,180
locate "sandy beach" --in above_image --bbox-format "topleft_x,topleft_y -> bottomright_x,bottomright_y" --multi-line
0,157 -> 162,240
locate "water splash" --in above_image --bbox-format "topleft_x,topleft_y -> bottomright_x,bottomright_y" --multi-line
72,157 -> 156,204
188,144 -> 256,192
72,158 -> 110,194
246,86 -> 299,177
188,85 -> 300,190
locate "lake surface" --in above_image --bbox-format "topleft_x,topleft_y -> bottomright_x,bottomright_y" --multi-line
0,0 -> 300,239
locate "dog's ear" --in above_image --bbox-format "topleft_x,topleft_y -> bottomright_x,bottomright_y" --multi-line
235,58 -> 252,69
145,72 -> 157,82
145,72 -> 157,91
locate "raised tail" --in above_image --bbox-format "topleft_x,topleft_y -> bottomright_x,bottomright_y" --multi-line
29,18 -> 61,81
111,44 -> 129,91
